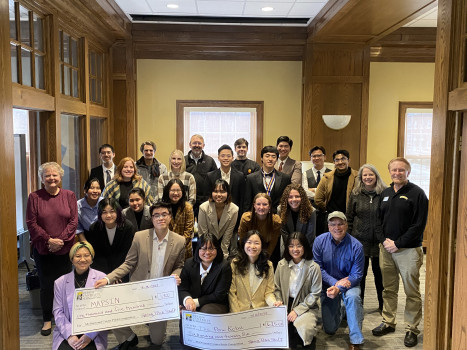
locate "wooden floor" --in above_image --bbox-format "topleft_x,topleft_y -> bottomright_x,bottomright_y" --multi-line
19,257 -> 425,349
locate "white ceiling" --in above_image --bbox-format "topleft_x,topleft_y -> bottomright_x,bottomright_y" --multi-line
114,0 -> 437,27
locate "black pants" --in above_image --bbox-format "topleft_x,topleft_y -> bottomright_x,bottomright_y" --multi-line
58,340 -> 97,350
33,249 -> 72,321
361,255 -> 384,310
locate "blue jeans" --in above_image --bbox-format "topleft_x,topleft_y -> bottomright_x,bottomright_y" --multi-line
321,286 -> 364,345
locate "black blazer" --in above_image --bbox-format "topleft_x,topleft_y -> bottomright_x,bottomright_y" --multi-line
89,164 -> 116,190
178,258 -> 232,309
207,168 -> 246,215
244,170 -> 291,213
86,219 -> 135,278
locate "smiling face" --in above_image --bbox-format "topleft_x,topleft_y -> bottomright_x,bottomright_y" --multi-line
253,196 -> 270,219
361,167 -> 377,190
170,153 -> 183,172
389,160 -> 410,188
287,189 -> 301,212
212,184 -> 228,205
189,136 -> 204,158
244,233 -> 262,263
86,180 -> 101,201
198,241 -> 217,269
218,149 -> 233,169
129,193 -> 144,212
101,205 -> 117,228
328,218 -> 348,243
72,247 -> 93,275
121,161 -> 135,181
261,152 -> 277,172
311,149 -> 325,170
100,147 -> 115,166
143,144 -> 155,161
288,239 -> 304,264
168,183 -> 182,203
151,207 -> 171,232
42,166 -> 62,193
277,141 -> 291,160
235,143 -> 248,159
333,153 -> 349,173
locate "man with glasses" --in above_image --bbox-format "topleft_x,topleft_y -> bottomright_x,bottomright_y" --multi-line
89,143 -> 116,190
313,211 -> 364,350
303,146 -> 332,201
315,150 -> 358,235
95,202 -> 185,349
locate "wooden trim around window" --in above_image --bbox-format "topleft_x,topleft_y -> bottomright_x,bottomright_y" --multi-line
397,101 -> 433,157
176,100 -> 264,161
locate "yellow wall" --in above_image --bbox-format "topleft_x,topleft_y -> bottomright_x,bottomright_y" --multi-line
136,60 -> 303,163
368,62 -> 435,184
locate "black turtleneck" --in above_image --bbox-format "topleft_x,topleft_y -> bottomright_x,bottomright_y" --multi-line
327,168 -> 351,213
74,268 -> 89,289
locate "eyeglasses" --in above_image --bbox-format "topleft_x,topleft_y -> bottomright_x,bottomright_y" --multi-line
329,223 -> 346,227
170,189 -> 182,193
334,157 -> 348,163
199,247 -> 217,252
152,213 -> 170,219
311,154 -> 324,158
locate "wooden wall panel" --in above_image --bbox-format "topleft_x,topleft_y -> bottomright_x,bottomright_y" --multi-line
0,0 -> 20,348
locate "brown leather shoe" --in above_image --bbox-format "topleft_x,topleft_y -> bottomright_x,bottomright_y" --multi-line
349,344 -> 360,350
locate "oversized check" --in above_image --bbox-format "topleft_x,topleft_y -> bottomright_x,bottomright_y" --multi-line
182,306 -> 289,349
71,276 -> 179,335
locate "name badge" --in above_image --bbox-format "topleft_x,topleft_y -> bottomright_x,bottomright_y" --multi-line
383,196 -> 389,201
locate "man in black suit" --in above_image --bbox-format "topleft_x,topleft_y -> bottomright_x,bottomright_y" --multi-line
88,144 -> 116,190
244,145 -> 291,213
231,137 -> 261,177
207,144 -> 245,215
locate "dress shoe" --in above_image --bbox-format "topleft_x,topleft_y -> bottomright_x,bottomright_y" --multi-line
40,327 -> 52,336
112,335 -> 138,350
372,322 -> 395,336
404,331 -> 418,347
349,344 -> 360,350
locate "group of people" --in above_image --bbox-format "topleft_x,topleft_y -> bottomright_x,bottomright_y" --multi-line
25,134 -> 428,350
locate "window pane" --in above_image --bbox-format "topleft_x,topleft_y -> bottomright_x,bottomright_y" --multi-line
90,117 -> 106,168
60,65 -> 63,93
63,32 -> 69,63
19,5 -> 30,47
9,0 -> 16,40
96,79 -> 102,104
60,114 -> 81,198
21,48 -> 32,86
72,69 -> 79,98
90,78 -> 96,102
11,44 -> 18,83
35,54 -> 44,89
89,51 -> 96,75
33,14 -> 43,51
71,38 -> 78,68
96,53 -> 102,78
64,65 -> 70,95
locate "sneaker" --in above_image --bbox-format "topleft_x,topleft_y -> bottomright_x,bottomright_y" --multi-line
372,322 -> 395,336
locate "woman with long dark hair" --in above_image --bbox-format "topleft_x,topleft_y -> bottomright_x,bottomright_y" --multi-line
229,230 -> 279,312
76,177 -> 102,242
86,198 -> 135,282
161,178 -> 194,258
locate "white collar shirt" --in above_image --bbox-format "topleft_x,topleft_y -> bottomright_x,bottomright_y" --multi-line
288,259 -> 305,299
150,230 -> 169,279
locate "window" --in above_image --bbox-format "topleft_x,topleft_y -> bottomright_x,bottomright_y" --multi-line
61,114 -> 83,197
176,101 -> 263,163
90,117 -> 106,168
398,102 -> 433,197
89,49 -> 104,104
9,0 -> 45,89
59,30 -> 80,98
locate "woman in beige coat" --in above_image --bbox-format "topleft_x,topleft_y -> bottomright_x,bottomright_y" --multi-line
274,232 -> 322,348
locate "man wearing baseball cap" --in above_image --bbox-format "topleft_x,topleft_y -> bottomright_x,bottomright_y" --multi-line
313,211 -> 365,350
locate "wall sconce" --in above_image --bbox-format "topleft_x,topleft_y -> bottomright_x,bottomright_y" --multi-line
322,115 -> 351,130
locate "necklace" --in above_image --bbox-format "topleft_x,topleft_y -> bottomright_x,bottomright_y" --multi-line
74,277 -> 87,289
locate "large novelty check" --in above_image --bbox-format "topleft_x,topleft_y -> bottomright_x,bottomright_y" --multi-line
181,306 -> 289,349
71,276 -> 179,335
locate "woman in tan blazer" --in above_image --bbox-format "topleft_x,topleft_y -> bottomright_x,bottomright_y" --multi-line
229,230 -> 280,313
198,179 -> 239,259
161,178 -> 194,259
274,232 -> 322,348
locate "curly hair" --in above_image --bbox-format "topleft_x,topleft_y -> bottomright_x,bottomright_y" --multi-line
233,230 -> 270,278
114,157 -> 142,183
279,184 -> 314,224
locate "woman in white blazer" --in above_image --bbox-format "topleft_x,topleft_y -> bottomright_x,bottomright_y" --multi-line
198,179 -> 239,259
274,232 -> 322,348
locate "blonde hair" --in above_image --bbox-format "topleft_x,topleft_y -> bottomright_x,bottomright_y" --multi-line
115,157 -> 142,182
168,149 -> 186,173
38,162 -> 64,181
69,241 -> 95,261
388,157 -> 411,172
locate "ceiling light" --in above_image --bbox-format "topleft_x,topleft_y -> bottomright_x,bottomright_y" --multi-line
167,4 -> 179,9
262,7 -> 274,12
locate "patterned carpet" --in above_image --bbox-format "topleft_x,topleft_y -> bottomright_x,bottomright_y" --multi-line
19,256 -> 425,349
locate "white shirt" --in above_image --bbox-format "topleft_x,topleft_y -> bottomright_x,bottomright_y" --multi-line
288,259 -> 305,299
106,226 -> 117,245
103,164 -> 115,186
150,230 -> 169,280
220,168 -> 231,184
302,166 -> 328,199
275,157 -> 289,171
183,262 -> 213,308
